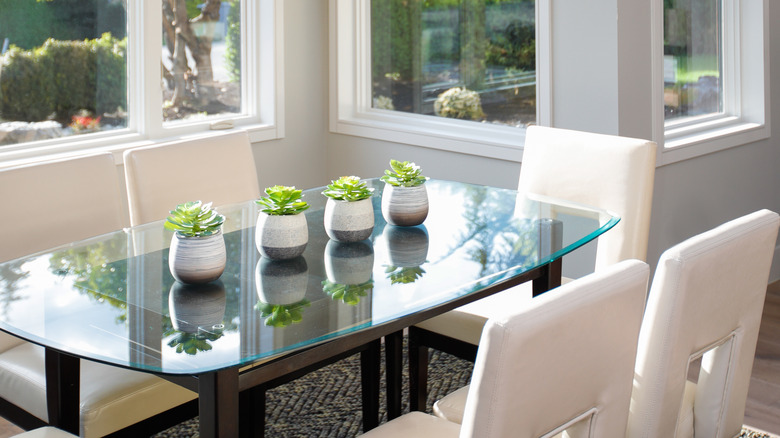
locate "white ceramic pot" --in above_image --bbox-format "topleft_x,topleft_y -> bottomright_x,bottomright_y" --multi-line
169,281 -> 227,333
381,183 -> 428,227
168,230 -> 227,284
324,240 -> 374,285
324,198 -> 374,242
255,257 -> 309,305
385,225 -> 429,267
255,212 -> 308,260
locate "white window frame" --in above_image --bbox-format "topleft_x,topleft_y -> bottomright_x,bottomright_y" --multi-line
329,0 -> 551,162
0,0 -> 284,167
653,0 -> 769,166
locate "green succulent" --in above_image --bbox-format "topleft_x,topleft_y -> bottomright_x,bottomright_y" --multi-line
380,159 -> 428,187
322,176 -> 374,202
164,201 -> 225,237
385,265 -> 427,284
164,329 -> 223,355
255,299 -> 310,327
256,185 -> 310,216
322,279 -> 373,305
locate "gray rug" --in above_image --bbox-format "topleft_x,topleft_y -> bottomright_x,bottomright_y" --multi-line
153,344 -> 774,437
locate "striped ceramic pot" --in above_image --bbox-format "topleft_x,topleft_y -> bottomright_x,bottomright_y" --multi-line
324,240 -> 374,285
169,280 -> 227,333
255,212 -> 308,260
381,183 -> 428,227
324,198 -> 374,242
168,230 -> 227,284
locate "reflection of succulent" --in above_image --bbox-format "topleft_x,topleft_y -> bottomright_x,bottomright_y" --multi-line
434,87 -> 485,120
380,159 -> 427,187
164,201 -> 225,237
384,265 -> 426,284
256,185 -> 310,216
255,299 -> 310,327
322,279 -> 373,305
165,329 -> 223,355
322,176 -> 374,202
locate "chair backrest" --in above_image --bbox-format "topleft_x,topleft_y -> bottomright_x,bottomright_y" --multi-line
0,152 -> 125,351
627,209 -> 780,438
518,126 -> 657,269
0,152 -> 125,262
123,131 -> 260,226
460,259 -> 650,438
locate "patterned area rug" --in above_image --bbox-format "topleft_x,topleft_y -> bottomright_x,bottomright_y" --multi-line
153,342 -> 776,437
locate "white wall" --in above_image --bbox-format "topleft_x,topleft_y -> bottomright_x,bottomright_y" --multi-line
261,0 -> 780,279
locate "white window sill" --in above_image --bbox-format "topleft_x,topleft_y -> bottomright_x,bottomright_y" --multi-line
660,120 -> 769,166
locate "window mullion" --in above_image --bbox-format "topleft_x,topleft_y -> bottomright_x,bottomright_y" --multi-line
139,0 -> 163,139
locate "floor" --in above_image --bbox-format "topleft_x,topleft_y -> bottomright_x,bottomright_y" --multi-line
0,283 -> 778,437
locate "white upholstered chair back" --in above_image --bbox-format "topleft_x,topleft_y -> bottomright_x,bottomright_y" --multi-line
0,152 -> 125,262
518,126 -> 657,268
627,209 -> 780,438
123,131 -> 260,226
460,259 -> 649,438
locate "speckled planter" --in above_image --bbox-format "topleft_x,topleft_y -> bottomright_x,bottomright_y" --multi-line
255,212 -> 308,260
324,240 -> 374,285
169,281 -> 226,333
324,198 -> 374,242
255,256 -> 309,305
381,183 -> 428,227
385,225 -> 429,267
168,231 -> 226,284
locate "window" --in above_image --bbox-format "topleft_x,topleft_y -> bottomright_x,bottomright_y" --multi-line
0,0 -> 282,163
331,0 -> 550,161
657,0 -> 768,164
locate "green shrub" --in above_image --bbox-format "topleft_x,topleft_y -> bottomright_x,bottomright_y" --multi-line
225,0 -> 241,83
0,33 -> 126,122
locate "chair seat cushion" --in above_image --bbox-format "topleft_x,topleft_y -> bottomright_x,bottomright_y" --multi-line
0,343 -> 196,438
360,411 -> 460,437
433,384 -> 470,424
414,282 -> 536,345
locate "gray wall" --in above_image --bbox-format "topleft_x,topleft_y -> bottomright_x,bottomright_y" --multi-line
253,0 -> 780,280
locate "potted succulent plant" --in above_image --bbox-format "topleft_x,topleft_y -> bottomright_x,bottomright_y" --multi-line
255,185 -> 310,260
380,159 -> 429,226
322,176 -> 375,242
164,200 -> 226,284
167,280 -> 227,354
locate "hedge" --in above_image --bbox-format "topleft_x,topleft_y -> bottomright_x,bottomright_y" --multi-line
0,33 -> 126,122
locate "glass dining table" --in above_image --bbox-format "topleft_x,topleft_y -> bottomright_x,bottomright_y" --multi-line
0,179 -> 618,437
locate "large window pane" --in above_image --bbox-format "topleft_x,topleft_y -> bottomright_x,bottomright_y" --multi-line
663,0 -> 722,121
371,0 -> 536,128
161,0 -> 240,124
0,0 -> 127,147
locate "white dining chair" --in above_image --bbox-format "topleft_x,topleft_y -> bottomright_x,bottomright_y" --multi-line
123,130 -> 260,226
627,209 -> 780,438
410,125 -> 657,410
0,153 -> 197,437
363,259 -> 649,438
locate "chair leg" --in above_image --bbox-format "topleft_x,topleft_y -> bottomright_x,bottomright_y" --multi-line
408,327 -> 429,412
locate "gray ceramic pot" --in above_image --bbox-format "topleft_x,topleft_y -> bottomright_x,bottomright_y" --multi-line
385,225 -> 429,267
324,198 -> 374,242
255,256 -> 309,305
324,240 -> 374,285
169,280 -> 227,333
255,212 -> 308,260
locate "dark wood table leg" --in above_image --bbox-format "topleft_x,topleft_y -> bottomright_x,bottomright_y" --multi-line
199,368 -> 240,438
360,339 -> 381,432
532,258 -> 562,297
408,327 -> 428,412
239,384 -> 266,438
385,330 -> 403,420
44,349 -> 80,435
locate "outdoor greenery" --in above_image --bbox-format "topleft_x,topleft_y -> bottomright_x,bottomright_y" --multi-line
256,185 -> 309,216
434,87 -> 485,120
322,176 -> 375,202
225,0 -> 241,83
381,159 -> 428,187
164,201 -> 225,238
0,33 -> 126,123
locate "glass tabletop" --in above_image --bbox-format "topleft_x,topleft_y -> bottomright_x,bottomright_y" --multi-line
0,179 -> 618,375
